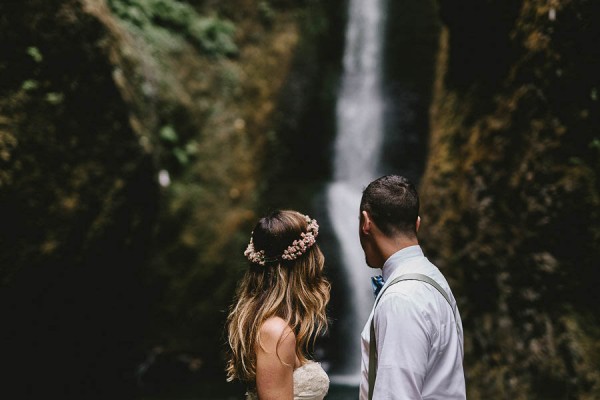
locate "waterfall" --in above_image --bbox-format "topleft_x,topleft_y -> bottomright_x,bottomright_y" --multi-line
326,0 -> 385,383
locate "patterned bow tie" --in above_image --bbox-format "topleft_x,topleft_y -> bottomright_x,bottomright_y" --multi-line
371,275 -> 385,298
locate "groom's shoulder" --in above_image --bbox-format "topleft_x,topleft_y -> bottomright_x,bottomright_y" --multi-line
383,258 -> 453,299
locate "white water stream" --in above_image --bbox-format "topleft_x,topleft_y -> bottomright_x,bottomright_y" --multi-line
327,0 -> 386,384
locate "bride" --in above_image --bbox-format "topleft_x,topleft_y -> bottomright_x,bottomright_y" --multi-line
226,210 -> 331,400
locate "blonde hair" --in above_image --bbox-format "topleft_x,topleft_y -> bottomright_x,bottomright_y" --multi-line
226,210 -> 330,383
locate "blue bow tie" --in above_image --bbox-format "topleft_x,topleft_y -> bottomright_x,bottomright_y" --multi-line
371,275 -> 385,298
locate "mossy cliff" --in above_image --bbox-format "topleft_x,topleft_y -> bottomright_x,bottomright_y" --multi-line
420,0 -> 600,398
0,0 -> 340,395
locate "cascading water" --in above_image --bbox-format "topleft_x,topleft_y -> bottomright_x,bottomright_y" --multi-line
327,0 -> 385,383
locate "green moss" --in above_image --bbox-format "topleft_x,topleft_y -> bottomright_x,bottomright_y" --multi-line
108,0 -> 237,57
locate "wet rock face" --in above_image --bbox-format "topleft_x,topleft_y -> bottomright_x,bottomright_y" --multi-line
421,0 -> 600,398
0,0 -> 158,396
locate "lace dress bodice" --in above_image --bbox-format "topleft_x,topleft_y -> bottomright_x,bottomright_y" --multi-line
246,361 -> 329,400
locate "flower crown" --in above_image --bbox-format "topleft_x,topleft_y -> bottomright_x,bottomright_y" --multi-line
244,215 -> 319,266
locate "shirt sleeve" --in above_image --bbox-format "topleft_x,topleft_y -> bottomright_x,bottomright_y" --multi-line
372,292 -> 434,399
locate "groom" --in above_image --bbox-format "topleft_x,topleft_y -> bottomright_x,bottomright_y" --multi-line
358,175 -> 466,399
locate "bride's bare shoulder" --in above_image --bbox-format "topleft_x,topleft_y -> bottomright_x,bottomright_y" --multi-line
258,317 -> 296,357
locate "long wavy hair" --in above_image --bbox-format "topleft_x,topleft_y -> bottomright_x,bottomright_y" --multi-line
226,210 -> 330,383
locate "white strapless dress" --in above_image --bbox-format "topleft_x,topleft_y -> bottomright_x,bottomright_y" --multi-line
245,361 -> 329,400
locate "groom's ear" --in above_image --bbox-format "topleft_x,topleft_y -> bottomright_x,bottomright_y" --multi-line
360,210 -> 372,235
416,216 -> 421,233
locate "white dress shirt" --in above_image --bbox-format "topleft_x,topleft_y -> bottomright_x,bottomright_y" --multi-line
359,245 -> 466,399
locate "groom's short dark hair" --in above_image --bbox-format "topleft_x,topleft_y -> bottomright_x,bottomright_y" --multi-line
360,175 -> 419,238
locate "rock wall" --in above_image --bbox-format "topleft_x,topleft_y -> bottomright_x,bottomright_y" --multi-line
421,0 -> 600,398
0,0 -> 345,395
0,0 -> 159,396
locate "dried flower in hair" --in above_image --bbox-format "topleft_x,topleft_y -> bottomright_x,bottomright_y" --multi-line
243,214 -> 319,265
244,238 -> 266,266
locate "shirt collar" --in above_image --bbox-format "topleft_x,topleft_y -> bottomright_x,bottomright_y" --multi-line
381,245 -> 424,281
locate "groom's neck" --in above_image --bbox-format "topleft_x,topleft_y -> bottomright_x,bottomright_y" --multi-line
378,235 -> 419,265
